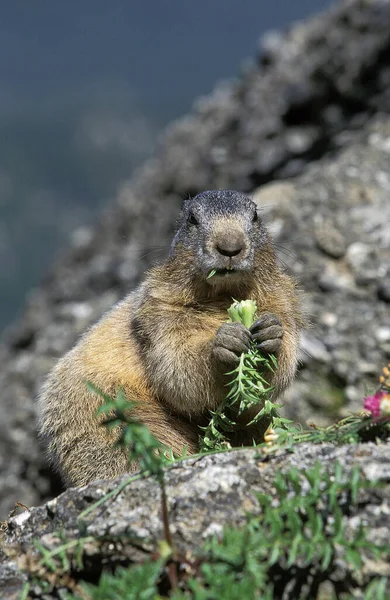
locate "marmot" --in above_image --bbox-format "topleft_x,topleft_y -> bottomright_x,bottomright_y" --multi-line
38,190 -> 304,487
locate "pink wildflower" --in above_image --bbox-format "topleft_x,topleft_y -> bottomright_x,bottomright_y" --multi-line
363,390 -> 390,419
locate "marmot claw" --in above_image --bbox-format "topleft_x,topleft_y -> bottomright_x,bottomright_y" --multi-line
250,312 -> 283,354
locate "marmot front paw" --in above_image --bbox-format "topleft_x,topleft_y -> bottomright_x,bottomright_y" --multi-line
250,312 -> 283,354
213,321 -> 251,367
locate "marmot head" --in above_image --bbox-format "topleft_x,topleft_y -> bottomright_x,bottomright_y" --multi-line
170,190 -> 272,289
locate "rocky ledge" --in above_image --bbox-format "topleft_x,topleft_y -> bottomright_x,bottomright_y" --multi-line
1,442 -> 390,599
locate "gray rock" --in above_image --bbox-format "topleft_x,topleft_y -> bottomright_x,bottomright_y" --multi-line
1,444 -> 390,599
314,217 -> 347,259
299,332 -> 331,364
0,561 -> 27,600
377,279 -> 390,303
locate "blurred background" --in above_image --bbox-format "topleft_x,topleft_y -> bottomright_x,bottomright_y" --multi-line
0,0 -> 332,334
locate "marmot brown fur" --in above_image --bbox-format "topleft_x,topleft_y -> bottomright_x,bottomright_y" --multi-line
38,190 -> 304,487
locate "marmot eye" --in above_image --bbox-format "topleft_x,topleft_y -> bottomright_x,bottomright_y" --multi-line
252,210 -> 258,222
188,213 -> 198,226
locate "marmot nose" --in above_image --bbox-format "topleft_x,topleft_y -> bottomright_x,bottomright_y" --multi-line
216,245 -> 243,258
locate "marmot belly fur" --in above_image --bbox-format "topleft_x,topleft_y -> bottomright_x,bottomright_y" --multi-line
38,190 -> 305,487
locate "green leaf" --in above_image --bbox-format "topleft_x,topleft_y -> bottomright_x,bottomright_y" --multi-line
345,547 -> 363,569
287,534 -> 302,567
320,542 -> 334,570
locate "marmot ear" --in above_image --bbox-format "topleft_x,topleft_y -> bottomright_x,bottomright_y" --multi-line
174,199 -> 190,232
175,199 -> 189,224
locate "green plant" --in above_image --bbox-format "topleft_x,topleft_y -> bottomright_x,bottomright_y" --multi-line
258,361 -> 390,454
257,413 -> 390,456
89,383 -> 165,476
87,384 -> 178,590
200,299 -> 287,451
80,559 -> 163,600
362,577 -> 390,600
187,462 -> 387,599
34,536 -> 94,573
75,462 -> 389,600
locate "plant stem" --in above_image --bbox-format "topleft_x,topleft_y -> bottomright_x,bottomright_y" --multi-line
159,477 -> 178,590
159,478 -> 174,550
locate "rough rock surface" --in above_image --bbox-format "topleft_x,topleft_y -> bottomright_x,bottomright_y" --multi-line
255,118 -> 390,425
1,443 -> 390,599
1,0 -> 390,517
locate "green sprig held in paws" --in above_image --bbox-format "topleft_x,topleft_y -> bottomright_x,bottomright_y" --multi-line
200,300 -> 290,451
227,299 -> 257,330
